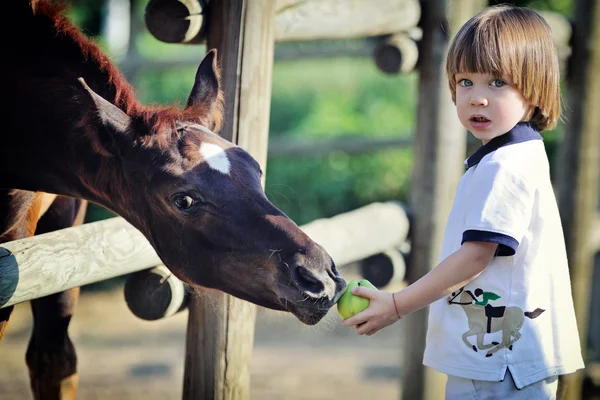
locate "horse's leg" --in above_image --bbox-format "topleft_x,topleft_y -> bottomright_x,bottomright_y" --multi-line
485,309 -> 525,357
485,327 -> 516,357
26,288 -> 80,400
25,197 -> 87,400
505,330 -> 521,351
462,327 -> 480,351
475,332 -> 496,350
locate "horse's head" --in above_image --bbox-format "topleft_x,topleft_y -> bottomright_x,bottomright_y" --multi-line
79,50 -> 346,325
447,287 -> 476,305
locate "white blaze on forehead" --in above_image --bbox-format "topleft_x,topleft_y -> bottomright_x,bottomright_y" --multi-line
199,142 -> 231,174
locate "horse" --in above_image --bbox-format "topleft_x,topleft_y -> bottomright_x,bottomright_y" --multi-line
0,1 -> 346,398
447,288 -> 545,358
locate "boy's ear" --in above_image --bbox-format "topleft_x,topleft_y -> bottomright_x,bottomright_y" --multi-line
78,77 -> 132,157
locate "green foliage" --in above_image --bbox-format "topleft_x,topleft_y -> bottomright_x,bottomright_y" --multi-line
134,66 -> 199,105
266,58 -> 417,224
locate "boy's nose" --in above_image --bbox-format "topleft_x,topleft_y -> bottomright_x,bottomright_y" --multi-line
470,95 -> 488,107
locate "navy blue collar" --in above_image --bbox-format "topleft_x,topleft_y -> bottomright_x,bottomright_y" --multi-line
465,122 -> 542,168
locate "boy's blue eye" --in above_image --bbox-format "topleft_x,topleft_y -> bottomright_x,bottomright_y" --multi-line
458,79 -> 472,87
491,79 -> 506,87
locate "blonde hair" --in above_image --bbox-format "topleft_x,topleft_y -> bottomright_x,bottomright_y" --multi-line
446,5 -> 561,131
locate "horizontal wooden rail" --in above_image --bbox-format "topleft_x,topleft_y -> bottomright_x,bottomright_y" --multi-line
274,0 -> 420,42
145,0 -> 420,44
1,202 -> 409,311
302,201 -> 409,267
125,201 -> 411,320
0,218 -> 161,309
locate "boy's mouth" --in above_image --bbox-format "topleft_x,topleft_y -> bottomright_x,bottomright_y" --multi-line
470,116 -> 490,122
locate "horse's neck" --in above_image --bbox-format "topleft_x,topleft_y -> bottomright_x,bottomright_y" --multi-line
461,302 -> 481,316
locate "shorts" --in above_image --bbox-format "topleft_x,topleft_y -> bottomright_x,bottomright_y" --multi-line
445,372 -> 558,400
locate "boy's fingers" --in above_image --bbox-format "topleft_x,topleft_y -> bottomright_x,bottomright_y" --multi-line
342,310 -> 368,327
352,286 -> 377,299
356,321 -> 373,335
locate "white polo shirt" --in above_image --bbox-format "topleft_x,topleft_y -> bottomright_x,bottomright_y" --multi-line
423,122 -> 585,388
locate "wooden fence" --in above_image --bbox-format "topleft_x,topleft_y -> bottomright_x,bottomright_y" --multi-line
0,201 -> 409,311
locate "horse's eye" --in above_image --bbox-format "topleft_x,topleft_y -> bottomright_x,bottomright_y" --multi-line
173,195 -> 195,210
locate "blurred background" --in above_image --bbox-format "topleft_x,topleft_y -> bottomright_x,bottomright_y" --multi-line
2,0 -> 597,399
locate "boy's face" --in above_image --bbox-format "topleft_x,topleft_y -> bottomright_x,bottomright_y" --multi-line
454,72 -> 532,144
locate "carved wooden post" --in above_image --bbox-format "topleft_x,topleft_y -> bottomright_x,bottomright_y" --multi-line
182,1 -> 276,399
556,0 -> 600,398
402,1 -> 485,399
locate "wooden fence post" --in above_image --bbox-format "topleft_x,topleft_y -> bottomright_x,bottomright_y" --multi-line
182,0 -> 276,399
556,0 -> 600,398
402,1 -> 485,399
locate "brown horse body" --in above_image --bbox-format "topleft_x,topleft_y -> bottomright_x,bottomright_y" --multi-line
0,1 -> 345,398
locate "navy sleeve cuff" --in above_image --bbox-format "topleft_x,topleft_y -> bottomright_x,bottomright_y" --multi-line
462,230 -> 518,256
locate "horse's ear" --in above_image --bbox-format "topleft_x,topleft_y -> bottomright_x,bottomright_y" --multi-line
78,77 -> 132,156
185,49 -> 220,110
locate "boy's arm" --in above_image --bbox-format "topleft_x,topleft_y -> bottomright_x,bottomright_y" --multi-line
394,241 -> 497,317
343,241 -> 497,335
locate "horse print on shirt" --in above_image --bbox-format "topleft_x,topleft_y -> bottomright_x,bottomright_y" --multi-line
447,288 -> 545,358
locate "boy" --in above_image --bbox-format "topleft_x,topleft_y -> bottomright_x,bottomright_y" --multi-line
342,6 -> 585,398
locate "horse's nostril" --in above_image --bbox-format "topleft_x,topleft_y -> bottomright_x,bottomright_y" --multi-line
293,267 -> 324,294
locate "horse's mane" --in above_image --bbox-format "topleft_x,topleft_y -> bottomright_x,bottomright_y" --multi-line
30,0 -> 224,143
32,0 -> 139,115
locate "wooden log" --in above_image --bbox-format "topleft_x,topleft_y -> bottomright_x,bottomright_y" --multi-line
275,0 -> 420,42
182,1 -> 275,399
124,265 -> 188,320
302,202 -> 410,267
144,0 -> 420,44
0,217 -> 161,309
555,0 -> 600,398
359,248 -> 407,288
145,0 -> 208,44
374,32 -> 420,74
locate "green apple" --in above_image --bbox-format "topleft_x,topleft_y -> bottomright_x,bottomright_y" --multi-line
336,279 -> 377,320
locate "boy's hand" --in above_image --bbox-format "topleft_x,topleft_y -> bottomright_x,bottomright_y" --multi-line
341,286 -> 400,335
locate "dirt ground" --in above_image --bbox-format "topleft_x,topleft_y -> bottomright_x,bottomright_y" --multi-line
0,267 -> 410,400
